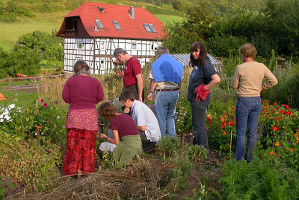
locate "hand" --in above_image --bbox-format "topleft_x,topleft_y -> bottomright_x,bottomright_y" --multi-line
123,107 -> 130,114
147,93 -> 153,101
138,96 -> 143,102
100,134 -> 108,139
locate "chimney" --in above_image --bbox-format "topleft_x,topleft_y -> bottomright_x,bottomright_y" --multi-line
129,6 -> 135,19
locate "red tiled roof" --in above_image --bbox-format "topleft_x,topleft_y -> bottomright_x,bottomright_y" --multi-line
57,2 -> 166,40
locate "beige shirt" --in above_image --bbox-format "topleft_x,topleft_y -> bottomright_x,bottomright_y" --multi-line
149,72 -> 179,90
230,61 -> 278,97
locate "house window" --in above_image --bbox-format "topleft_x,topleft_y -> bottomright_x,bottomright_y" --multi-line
143,24 -> 151,32
131,42 -> 136,49
95,19 -> 104,29
76,39 -> 83,49
112,20 -> 121,30
148,24 -> 157,33
66,17 -> 78,31
143,23 -> 157,33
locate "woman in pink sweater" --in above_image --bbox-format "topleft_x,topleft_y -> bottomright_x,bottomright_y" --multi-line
62,60 -> 104,175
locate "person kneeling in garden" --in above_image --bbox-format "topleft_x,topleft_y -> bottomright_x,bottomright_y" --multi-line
98,102 -> 142,164
119,90 -> 161,153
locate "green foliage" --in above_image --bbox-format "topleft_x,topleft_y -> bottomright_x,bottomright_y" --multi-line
17,31 -> 64,62
183,144 -> 208,161
262,66 -> 299,108
157,136 -> 181,157
0,131 -> 63,192
171,155 -> 192,191
163,3 -> 215,53
0,46 -> 41,78
220,158 -> 299,200
175,96 -> 192,135
0,99 -> 68,145
0,1 -> 35,22
0,176 -> 15,200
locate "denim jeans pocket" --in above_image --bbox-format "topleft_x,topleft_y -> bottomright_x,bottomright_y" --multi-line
236,98 -> 250,112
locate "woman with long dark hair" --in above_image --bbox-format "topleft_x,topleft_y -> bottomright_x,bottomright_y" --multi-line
188,42 -> 221,149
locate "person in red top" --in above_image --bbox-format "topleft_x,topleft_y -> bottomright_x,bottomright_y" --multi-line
113,48 -> 144,102
98,102 -> 142,164
62,60 -> 104,176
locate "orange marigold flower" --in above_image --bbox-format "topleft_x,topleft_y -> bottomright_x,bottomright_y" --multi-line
272,126 -> 279,131
223,131 -> 227,135
294,134 -> 298,138
269,151 -> 275,156
275,142 -> 279,146
289,148 -> 294,152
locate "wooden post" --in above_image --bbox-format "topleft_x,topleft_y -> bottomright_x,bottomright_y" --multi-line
35,126 -> 41,146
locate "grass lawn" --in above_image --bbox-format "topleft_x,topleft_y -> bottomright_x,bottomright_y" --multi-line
155,14 -> 184,25
0,10 -> 69,51
0,90 -> 38,108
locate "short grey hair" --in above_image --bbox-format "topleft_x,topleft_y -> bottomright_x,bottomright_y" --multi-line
156,46 -> 169,55
113,48 -> 128,57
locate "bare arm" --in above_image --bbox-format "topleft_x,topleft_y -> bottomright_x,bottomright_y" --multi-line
136,74 -> 143,102
137,125 -> 146,132
147,80 -> 158,101
204,74 -> 221,90
100,130 -> 120,145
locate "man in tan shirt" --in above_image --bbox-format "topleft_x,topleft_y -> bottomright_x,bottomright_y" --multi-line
231,43 -> 278,162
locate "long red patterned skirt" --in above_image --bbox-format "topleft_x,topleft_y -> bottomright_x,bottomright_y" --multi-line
63,128 -> 97,175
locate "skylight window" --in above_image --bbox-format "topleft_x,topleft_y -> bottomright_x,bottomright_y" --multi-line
148,24 -> 157,33
143,23 -> 157,33
112,20 -> 121,30
95,19 -> 104,29
143,24 -> 151,32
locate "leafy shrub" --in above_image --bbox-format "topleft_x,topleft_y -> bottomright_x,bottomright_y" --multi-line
0,99 -> 68,145
257,100 -> 298,170
175,96 -> 192,135
170,156 -> 192,191
0,131 -> 63,192
157,136 -> 180,157
220,158 -> 299,200
0,176 -> 15,200
183,144 -> 208,162
262,66 -> 299,108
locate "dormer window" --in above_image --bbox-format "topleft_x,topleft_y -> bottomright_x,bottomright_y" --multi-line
143,23 -> 157,33
112,20 -> 121,30
95,19 -> 104,29
65,17 -> 79,31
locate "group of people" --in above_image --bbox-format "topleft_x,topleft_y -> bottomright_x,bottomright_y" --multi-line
62,42 -> 277,176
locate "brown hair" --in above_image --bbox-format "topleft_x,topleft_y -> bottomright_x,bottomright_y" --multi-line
119,90 -> 135,102
98,102 -> 117,121
189,41 -> 207,67
240,43 -> 257,59
73,60 -> 89,74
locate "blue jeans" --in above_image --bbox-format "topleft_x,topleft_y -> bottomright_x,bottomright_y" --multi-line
235,96 -> 261,162
191,101 -> 209,149
155,91 -> 179,138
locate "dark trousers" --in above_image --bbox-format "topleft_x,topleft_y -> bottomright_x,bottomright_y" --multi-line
139,131 -> 156,153
191,101 -> 209,149
122,84 -> 144,101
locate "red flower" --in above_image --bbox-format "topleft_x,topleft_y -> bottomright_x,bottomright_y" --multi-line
223,131 -> 227,135
280,110 -> 284,114
289,148 -> 294,152
43,103 -> 48,108
221,121 -> 227,128
40,99 -> 44,103
272,126 -> 279,131
229,121 -> 234,126
285,105 -> 290,109
232,106 -> 235,111
292,115 -> 295,120
285,111 -> 292,116
273,102 -> 277,105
